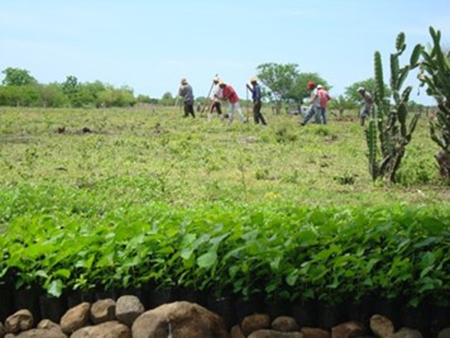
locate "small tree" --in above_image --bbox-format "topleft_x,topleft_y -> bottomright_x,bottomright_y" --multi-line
256,63 -> 299,113
2,67 -> 37,86
419,27 -> 450,178
328,95 -> 357,118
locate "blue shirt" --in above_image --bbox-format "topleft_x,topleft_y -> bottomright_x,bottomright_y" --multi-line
252,84 -> 262,101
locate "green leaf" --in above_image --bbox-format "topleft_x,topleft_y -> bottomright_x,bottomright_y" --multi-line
196,251 -> 217,268
47,279 -> 64,298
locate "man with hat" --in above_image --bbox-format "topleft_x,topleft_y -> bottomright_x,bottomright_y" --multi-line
316,84 -> 331,124
209,76 -> 223,120
178,78 -> 195,118
219,81 -> 247,123
358,87 -> 373,126
246,77 -> 267,125
300,81 -> 320,125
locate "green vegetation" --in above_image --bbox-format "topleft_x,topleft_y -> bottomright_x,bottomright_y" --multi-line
419,27 -> 450,178
365,32 -> 422,182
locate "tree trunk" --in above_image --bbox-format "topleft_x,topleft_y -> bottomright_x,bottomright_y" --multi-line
436,149 -> 450,179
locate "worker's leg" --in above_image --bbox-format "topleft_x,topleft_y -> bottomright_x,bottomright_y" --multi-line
321,108 -> 327,124
234,103 -> 246,123
301,106 -> 317,125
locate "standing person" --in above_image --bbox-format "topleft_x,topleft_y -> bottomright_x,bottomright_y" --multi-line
358,87 -> 373,126
209,76 -> 223,120
178,78 -> 195,118
219,81 -> 247,123
246,77 -> 267,125
316,85 -> 331,124
300,81 -> 320,126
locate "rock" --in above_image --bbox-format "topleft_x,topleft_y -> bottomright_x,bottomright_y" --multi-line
439,328 -> 450,338
231,325 -> 245,338
5,334 -> 15,338
71,321 -> 130,338
0,323 -> 5,338
241,314 -> 271,336
387,328 -> 422,338
5,309 -> 34,334
132,301 -> 228,338
370,315 -> 395,338
332,322 -> 365,338
60,302 -> 91,334
272,316 -> 299,332
301,327 -> 330,338
115,295 -> 144,326
248,330 -> 304,338
91,299 -> 116,324
37,319 -> 62,332
13,328 -> 67,338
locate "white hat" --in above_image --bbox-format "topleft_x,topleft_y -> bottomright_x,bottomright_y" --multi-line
317,85 -> 323,89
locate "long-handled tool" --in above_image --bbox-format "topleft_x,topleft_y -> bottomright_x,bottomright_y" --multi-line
201,74 -> 219,114
245,84 -> 251,123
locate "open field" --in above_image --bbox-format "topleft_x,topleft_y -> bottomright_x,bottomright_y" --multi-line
0,106 -> 448,210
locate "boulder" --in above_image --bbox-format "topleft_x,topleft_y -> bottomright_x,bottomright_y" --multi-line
5,309 -> 34,334
115,295 -> 144,326
230,325 -> 245,338
272,316 -> 299,332
241,314 -> 271,336
60,302 -> 91,334
248,330 -> 304,338
0,323 -> 5,338
37,319 -> 63,332
71,321 -> 130,338
331,322 -> 365,338
387,328 -> 422,338
91,299 -> 116,324
301,327 -> 330,338
13,328 -> 67,338
439,328 -> 450,338
370,315 -> 395,338
132,301 -> 228,338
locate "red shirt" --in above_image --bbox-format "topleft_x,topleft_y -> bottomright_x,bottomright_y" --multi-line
317,88 -> 331,108
222,85 -> 239,104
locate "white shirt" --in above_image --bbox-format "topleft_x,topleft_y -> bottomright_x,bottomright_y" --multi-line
211,84 -> 223,102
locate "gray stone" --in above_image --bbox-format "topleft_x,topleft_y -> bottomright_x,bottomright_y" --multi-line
132,301 -> 228,338
387,328 -> 422,338
60,302 -> 91,334
332,322 -> 365,338
272,316 -> 299,332
439,328 -> 450,338
301,327 -> 330,338
71,321 -> 130,338
115,295 -> 144,326
231,325 -> 245,338
241,314 -> 271,336
5,309 -> 34,334
248,330 -> 304,338
14,328 -> 67,338
91,299 -> 116,324
37,319 -> 62,332
370,315 -> 395,338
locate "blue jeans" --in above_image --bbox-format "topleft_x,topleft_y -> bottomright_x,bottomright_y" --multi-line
302,106 -> 326,124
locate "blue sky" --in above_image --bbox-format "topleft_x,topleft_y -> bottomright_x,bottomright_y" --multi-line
0,0 -> 449,104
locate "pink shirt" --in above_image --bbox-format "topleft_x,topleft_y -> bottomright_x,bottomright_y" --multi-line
222,85 -> 240,104
317,89 -> 331,108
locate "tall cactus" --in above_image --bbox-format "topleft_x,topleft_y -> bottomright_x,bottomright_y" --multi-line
365,32 -> 422,182
418,27 -> 450,178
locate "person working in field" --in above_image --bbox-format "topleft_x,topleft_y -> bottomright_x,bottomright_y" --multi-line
208,76 -> 223,120
358,87 -> 373,126
300,81 -> 320,126
178,78 -> 195,118
316,85 -> 331,124
218,81 -> 247,123
246,77 -> 267,125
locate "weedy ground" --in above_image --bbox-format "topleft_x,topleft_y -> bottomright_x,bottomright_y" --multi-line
0,106 -> 448,215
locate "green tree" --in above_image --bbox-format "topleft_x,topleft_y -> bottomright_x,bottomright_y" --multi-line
160,92 -> 175,106
287,72 -> 330,106
2,67 -> 37,86
328,95 -> 358,118
345,78 -> 391,103
256,63 -> 299,113
37,83 -> 69,107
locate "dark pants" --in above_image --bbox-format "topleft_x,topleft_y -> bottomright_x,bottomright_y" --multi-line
253,101 -> 267,125
183,103 -> 195,118
210,101 -> 222,115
